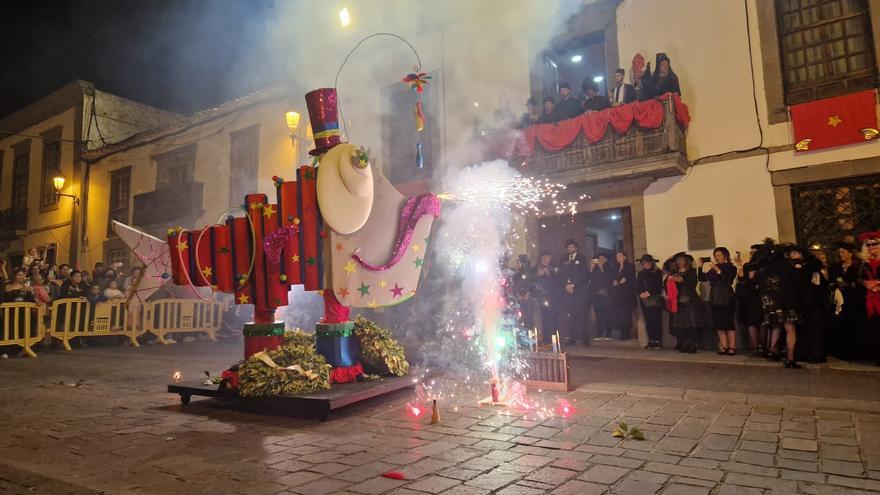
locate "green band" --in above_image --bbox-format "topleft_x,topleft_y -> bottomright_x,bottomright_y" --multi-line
243,322 -> 286,337
315,322 -> 355,338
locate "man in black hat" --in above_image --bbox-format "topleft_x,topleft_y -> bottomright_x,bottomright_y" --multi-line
609,68 -> 636,106
552,83 -> 584,122
558,239 -> 590,345
582,80 -> 612,113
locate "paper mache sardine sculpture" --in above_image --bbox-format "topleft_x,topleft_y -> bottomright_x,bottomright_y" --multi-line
157,87 -> 440,383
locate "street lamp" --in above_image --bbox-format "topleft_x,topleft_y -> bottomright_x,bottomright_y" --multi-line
53,175 -> 79,204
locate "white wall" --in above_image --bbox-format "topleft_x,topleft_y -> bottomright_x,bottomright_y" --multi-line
644,155 -> 779,260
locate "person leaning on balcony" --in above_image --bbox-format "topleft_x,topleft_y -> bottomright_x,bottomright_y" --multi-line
635,61 -> 656,101
582,80 -> 611,113
652,52 -> 682,96
0,258 -> 8,286
519,97 -> 541,129
540,97 -> 556,124
609,68 -> 636,106
553,82 -> 583,122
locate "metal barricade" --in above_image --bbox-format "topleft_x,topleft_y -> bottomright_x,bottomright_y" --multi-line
145,299 -> 221,344
0,302 -> 45,358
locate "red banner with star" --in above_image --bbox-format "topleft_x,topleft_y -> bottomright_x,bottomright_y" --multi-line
790,90 -> 878,152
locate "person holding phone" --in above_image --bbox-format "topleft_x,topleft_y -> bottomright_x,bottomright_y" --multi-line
700,247 -> 738,355
590,252 -> 614,341
610,251 -> 636,340
670,252 -> 701,353
736,244 -> 765,356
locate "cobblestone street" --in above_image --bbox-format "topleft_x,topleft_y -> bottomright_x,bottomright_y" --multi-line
2,341 -> 880,494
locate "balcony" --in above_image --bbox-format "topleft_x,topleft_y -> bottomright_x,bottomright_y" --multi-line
481,95 -> 690,185
132,181 -> 205,231
0,208 -> 27,241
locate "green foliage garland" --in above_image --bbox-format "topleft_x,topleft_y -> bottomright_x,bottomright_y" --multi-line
238,335 -> 330,398
353,316 -> 409,376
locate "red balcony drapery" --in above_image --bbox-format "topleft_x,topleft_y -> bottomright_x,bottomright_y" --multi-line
514,92 -> 690,156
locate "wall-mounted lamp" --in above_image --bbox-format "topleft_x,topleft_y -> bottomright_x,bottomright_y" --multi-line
53,176 -> 79,204
285,111 -> 301,133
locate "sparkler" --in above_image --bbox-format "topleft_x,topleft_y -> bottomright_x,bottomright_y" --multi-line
437,173 -> 577,215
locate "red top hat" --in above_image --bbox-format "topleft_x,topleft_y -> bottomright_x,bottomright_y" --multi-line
305,88 -> 343,156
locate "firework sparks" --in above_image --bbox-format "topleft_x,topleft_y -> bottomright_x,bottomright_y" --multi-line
438,172 -> 577,215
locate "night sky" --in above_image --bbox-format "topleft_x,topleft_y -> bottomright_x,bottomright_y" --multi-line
0,0 -> 283,117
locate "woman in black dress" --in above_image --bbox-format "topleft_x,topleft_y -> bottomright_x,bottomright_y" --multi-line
637,254 -> 664,349
610,251 -> 636,340
829,242 -> 864,360
758,243 -> 802,368
670,252 -> 701,353
700,247 -> 738,355
858,232 -> 880,366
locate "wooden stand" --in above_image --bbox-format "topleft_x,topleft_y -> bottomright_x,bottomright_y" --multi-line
168,375 -> 413,421
523,351 -> 570,392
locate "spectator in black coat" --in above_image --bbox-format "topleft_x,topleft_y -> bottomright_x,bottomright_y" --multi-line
519,97 -> 541,129
610,251 -> 636,339
582,80 -> 612,112
540,97 -> 556,124
552,83 -> 584,122
558,239 -> 589,345
591,252 -> 614,341
637,255 -> 664,349
60,270 -> 89,298
653,52 -> 682,96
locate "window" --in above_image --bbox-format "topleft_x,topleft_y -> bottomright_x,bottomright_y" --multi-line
12,143 -> 30,211
154,144 -> 196,189
229,125 -> 259,205
108,167 -> 131,235
40,127 -> 62,210
776,0 -> 876,104
107,248 -> 130,270
791,174 -> 880,250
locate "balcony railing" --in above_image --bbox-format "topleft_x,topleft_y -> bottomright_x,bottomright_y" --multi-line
0,208 -> 27,241
480,95 -> 690,185
132,182 -> 205,229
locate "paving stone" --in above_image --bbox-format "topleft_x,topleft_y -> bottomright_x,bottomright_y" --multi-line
525,466 -> 576,485
779,448 -> 819,461
523,426 -> 562,439
611,478 -> 661,494
290,478 -> 352,495
276,470 -> 324,487
587,454 -> 644,469
780,468 -> 825,483
716,484 -> 761,495
690,448 -> 730,461
733,449 -> 774,466
623,450 -> 682,464
740,440 -> 777,454
714,415 -> 746,427
660,484 -> 710,495
551,479 -> 608,494
719,460 -> 778,477
827,475 -> 880,491
550,458 -> 591,472
657,437 -> 698,454
643,462 -> 723,482
822,445 -> 861,462
463,469 -> 522,490
437,467 -> 482,482
406,476 -> 462,493
742,431 -> 778,443
822,459 -> 865,477
335,461 -> 400,482
678,458 -> 718,469
782,437 -> 818,452
578,465 -> 630,484
624,470 -> 669,485
778,457 -> 819,472
701,433 -> 737,452
511,454 -> 553,468
439,486 -> 490,495
725,473 -> 798,492
349,476 -> 407,494
495,484 -> 545,495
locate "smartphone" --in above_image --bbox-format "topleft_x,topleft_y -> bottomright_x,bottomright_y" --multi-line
735,251 -> 742,262
591,258 -> 599,264
699,256 -> 711,263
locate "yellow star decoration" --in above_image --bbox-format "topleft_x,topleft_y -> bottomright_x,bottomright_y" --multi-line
827,115 -> 842,127
176,240 -> 188,251
291,254 -> 300,263
237,294 -> 250,304
412,244 -> 421,252
367,299 -> 379,309
249,201 -> 260,210
262,204 -> 276,218
344,260 -> 356,275
200,266 -> 213,278
378,279 -> 388,288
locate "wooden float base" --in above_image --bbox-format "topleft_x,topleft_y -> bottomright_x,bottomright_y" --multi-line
168,375 -> 414,421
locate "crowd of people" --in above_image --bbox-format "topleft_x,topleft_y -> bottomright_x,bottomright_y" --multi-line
511,233 -> 880,369
0,248 -> 142,312
519,52 -> 682,128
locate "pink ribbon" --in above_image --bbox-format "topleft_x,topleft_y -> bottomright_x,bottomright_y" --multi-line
263,225 -> 300,264
352,193 -> 441,271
